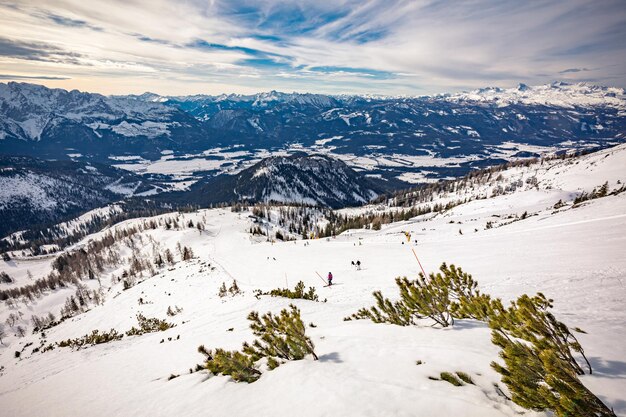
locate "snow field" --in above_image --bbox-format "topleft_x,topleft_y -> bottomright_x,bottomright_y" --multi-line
1,144 -> 625,416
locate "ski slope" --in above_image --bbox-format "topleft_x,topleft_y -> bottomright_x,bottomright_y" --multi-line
0,146 -> 625,417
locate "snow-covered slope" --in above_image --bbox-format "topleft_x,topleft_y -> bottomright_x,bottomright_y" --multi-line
0,145 -> 624,417
0,155 -> 163,237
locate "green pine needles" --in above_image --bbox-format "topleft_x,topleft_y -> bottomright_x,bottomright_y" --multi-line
256,281 -> 320,301
198,346 -> 261,383
352,263 -> 485,327
198,304 -> 317,383
352,263 -> 616,417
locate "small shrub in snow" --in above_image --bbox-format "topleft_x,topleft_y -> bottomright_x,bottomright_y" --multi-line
455,372 -> 474,385
166,305 -> 183,316
258,281 -> 319,301
219,281 -> 241,297
354,263 -> 614,415
353,263 -> 494,327
198,304 -> 317,383
488,293 -> 616,417
439,372 -> 464,386
199,347 -> 262,383
243,304 -> 318,369
58,329 -> 123,349
353,264 -> 471,327
125,314 -> 175,336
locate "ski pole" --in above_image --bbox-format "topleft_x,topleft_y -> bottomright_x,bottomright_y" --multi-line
315,271 -> 327,284
411,248 -> 427,277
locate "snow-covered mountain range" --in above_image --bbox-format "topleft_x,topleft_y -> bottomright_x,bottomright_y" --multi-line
1,82 -> 624,174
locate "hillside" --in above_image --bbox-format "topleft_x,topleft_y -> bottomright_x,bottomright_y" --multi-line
0,144 -> 624,416
0,156 -> 167,237
167,153 -> 384,208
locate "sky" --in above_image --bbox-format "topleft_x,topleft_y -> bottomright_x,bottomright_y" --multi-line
0,0 -> 625,96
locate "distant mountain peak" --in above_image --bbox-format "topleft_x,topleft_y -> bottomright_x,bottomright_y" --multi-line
184,153 -> 380,208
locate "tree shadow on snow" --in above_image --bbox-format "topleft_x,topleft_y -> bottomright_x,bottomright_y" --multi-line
604,398 -> 626,415
588,357 -> 626,379
318,352 -> 343,363
448,320 -> 488,331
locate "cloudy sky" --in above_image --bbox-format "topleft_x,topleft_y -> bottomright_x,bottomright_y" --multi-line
0,0 -> 625,95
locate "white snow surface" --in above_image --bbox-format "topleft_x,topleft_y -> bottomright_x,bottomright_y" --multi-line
0,145 -> 625,416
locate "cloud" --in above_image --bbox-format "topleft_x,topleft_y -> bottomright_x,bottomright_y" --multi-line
0,0 -> 624,95
44,12 -> 103,31
0,37 -> 83,64
0,74 -> 70,80
559,68 -> 590,74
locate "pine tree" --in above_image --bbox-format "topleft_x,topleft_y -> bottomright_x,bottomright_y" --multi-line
228,280 -> 241,296
198,305 -> 317,382
491,331 -> 615,416
218,282 -> 228,298
242,304 -> 318,369
198,346 -> 261,383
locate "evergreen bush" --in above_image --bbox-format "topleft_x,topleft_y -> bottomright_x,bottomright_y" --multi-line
198,304 -> 317,382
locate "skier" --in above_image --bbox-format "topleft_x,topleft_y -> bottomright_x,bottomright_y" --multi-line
356,260 -> 361,270
327,271 -> 333,286
351,260 -> 356,269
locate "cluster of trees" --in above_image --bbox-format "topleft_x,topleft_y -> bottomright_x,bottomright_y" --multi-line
197,305 -> 317,383
125,314 -> 175,336
351,263 -> 615,417
58,314 -> 174,350
0,224 -> 143,302
574,181 -> 625,205
4,311 -> 26,339
307,149 -> 600,237
2,213 -> 200,344
0,200 -> 192,255
0,272 -> 13,284
218,280 -> 241,297
247,202 -> 462,240
379,149 -> 594,209
1,212 -> 202,303
58,329 -> 123,349
319,203 -> 456,236
251,204 -> 331,240
254,281 -> 320,302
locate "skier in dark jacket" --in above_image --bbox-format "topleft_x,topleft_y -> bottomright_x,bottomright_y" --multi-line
356,260 -> 361,270
327,272 -> 333,286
